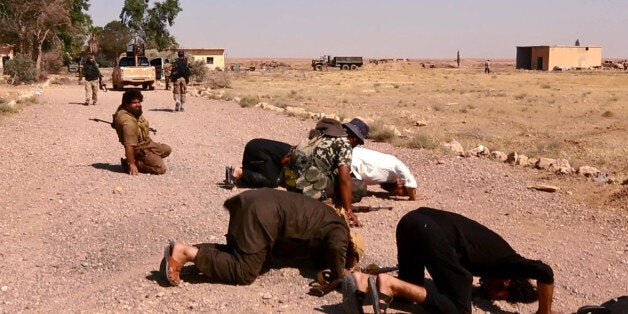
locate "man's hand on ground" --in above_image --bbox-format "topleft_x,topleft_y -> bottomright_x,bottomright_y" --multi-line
129,164 -> 139,175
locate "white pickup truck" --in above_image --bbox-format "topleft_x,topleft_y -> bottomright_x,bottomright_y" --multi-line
112,56 -> 156,90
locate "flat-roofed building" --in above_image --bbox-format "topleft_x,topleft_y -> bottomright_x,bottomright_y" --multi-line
170,48 -> 225,70
0,44 -> 14,73
516,45 -> 602,71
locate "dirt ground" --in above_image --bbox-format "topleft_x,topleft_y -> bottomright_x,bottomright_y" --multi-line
0,80 -> 626,313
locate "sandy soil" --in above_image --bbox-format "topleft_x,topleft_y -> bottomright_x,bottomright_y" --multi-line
0,82 -> 625,313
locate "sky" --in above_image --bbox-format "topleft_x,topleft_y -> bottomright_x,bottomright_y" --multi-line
88,0 -> 628,59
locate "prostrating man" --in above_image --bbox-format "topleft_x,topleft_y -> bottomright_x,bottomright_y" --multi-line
282,118 -> 369,227
343,207 -> 559,314
113,90 -> 171,175
351,147 -> 423,200
161,188 -> 364,286
225,138 -> 292,188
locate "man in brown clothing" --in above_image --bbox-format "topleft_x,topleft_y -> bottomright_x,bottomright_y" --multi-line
161,188 -> 363,286
113,90 -> 171,175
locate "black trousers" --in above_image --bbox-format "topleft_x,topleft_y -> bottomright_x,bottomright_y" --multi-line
239,139 -> 291,188
396,210 -> 473,314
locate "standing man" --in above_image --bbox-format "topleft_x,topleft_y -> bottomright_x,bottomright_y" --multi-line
112,90 -> 172,175
485,59 -> 491,74
170,50 -> 191,112
162,188 -> 364,286
79,55 -> 102,106
351,147 -> 423,200
344,207 -> 559,314
163,58 -> 171,90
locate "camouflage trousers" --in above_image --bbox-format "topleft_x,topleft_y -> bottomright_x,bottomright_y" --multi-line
172,77 -> 187,104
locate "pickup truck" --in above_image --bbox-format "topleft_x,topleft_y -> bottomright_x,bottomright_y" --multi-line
112,56 -> 156,90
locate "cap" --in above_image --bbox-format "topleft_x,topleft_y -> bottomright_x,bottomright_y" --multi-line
315,118 -> 347,137
177,50 -> 185,57
343,118 -> 369,145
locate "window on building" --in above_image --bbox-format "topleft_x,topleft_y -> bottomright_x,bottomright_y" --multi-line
206,57 -> 214,65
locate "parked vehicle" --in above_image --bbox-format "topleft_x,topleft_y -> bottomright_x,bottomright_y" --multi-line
311,55 -> 363,71
149,57 -> 166,80
112,44 -> 156,90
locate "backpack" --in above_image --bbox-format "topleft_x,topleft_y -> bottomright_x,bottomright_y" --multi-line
170,58 -> 190,81
281,135 -> 332,200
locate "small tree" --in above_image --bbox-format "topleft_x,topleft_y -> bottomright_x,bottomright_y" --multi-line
189,59 -> 208,83
4,54 -> 37,84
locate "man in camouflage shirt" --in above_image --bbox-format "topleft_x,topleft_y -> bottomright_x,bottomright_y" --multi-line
113,90 -> 172,175
283,118 -> 369,227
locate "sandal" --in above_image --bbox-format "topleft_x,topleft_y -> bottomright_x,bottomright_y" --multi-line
161,240 -> 183,286
368,276 -> 393,313
342,275 -> 366,314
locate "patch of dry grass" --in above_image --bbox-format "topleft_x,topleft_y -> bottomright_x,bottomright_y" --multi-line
223,62 -> 627,179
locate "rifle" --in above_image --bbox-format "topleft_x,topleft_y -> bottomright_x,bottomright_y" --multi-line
352,205 -> 394,213
89,118 -> 157,134
308,265 -> 398,297
98,77 -> 108,92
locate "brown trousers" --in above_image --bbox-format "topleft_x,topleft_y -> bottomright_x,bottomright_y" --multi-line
135,141 -> 171,174
194,242 -> 267,285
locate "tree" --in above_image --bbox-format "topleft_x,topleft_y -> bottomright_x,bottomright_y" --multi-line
119,0 -> 181,50
0,0 -> 76,75
57,0 -> 92,64
97,21 -> 131,65
575,39 -> 580,46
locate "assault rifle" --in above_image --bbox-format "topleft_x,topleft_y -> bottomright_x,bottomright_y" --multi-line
98,77 -> 108,92
308,264 -> 399,297
89,118 -> 157,134
352,205 -> 393,213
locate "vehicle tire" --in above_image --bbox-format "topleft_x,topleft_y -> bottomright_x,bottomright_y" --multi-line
341,64 -> 349,70
350,64 -> 358,70
315,64 -> 322,71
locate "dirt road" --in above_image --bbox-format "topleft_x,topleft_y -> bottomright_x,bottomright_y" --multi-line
0,83 -> 625,313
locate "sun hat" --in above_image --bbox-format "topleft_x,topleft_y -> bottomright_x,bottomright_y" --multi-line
343,118 -> 369,145
315,118 -> 347,138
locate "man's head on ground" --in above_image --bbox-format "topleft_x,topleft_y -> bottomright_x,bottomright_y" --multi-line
122,89 -> 144,117
343,118 -> 369,147
345,230 -> 364,269
480,277 -> 538,304
380,180 -> 416,200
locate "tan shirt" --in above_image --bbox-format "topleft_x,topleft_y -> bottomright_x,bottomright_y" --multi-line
113,107 -> 151,147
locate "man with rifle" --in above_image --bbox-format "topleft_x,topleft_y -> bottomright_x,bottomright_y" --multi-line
78,54 -> 103,106
112,90 -> 171,175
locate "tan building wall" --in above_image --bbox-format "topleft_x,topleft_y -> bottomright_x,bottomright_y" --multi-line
172,48 -> 225,70
517,45 -> 602,71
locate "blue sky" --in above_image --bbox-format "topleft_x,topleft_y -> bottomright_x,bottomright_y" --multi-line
88,0 -> 628,59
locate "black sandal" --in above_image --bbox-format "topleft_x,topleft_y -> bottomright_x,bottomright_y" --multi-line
368,276 -> 393,313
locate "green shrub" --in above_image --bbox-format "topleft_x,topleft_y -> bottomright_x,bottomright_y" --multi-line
4,54 -> 36,85
190,59 -> 209,82
368,124 -> 397,142
206,72 -> 231,89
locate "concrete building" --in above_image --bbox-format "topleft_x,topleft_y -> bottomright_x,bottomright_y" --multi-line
170,48 -> 225,70
0,44 -> 14,74
516,45 -> 602,71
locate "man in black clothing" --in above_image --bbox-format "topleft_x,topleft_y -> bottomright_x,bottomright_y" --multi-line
344,207 -> 559,314
79,55 -> 103,106
226,138 -> 291,188
161,188 -> 363,286
170,50 -> 191,112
